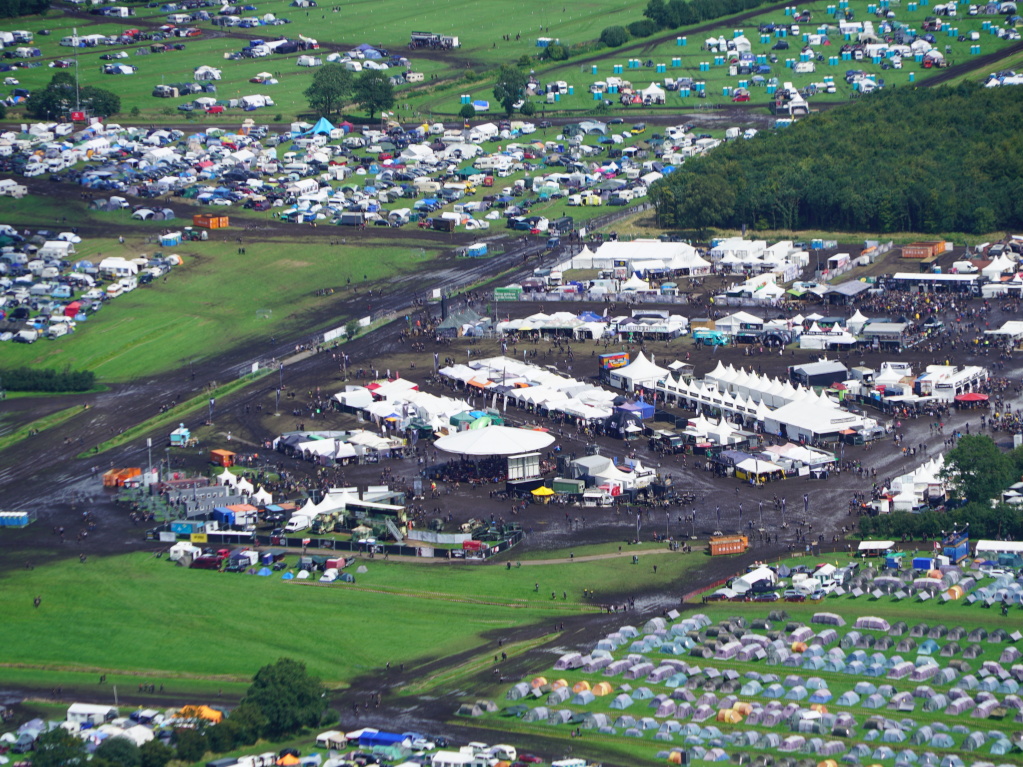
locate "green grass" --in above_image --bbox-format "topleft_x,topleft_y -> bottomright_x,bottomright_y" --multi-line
0,230 -> 444,382
0,549 -> 704,691
0,405 -> 88,454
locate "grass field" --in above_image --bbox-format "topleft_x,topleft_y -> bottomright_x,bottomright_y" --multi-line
0,221 -> 445,382
0,548 -> 703,690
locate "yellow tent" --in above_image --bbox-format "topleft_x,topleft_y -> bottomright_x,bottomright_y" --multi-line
572,680 -> 591,693
791,641 -> 808,653
592,681 -> 613,696
810,703 -> 829,714
733,701 -> 753,715
530,676 -> 548,688
551,679 -> 568,690
668,752 -> 684,764
716,708 -> 743,723
818,760 -> 839,767
531,486 -> 555,496
946,585 -> 965,600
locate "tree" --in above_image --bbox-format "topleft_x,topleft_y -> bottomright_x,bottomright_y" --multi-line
225,701 -> 267,745
303,64 -> 353,116
31,728 -> 87,767
27,73 -> 119,120
519,101 -> 536,117
544,43 -> 569,61
139,740 -> 174,767
172,728 -> 208,763
599,26 -> 630,47
493,65 -> 528,117
459,104 -> 476,120
942,435 -> 1015,504
94,736 -> 141,767
243,658 -> 326,738
354,69 -> 395,120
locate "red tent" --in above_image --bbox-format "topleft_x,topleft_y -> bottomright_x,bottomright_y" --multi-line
954,392 -> 988,402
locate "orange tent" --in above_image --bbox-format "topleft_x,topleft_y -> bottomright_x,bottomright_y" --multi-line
530,676 -> 548,688
810,703 -> 829,714
592,681 -> 613,696
669,752 -> 685,764
946,585 -> 965,600
791,641 -> 808,653
572,680 -> 591,693
277,756 -> 300,766
551,679 -> 568,690
733,701 -> 753,715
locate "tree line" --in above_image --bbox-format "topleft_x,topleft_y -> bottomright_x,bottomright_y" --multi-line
650,85 -> 1023,235
599,0 -> 781,49
304,64 -> 395,118
0,0 -> 50,18
3,367 -> 96,392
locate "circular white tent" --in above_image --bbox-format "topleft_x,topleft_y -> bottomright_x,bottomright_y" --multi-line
435,425 -> 555,456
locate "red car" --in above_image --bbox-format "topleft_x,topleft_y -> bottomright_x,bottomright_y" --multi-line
732,93 -> 750,102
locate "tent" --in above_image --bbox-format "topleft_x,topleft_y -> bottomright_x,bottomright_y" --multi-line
434,425 -> 555,456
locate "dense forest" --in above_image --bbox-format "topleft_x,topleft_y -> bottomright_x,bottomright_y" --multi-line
649,85 -> 1023,234
2,367 -> 96,392
0,0 -> 50,18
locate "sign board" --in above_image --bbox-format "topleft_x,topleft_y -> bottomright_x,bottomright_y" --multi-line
159,532 -> 177,543
190,533 -> 208,544
323,325 -> 348,343
599,352 -> 630,370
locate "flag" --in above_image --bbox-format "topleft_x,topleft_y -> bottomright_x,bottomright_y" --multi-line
803,493 -> 809,514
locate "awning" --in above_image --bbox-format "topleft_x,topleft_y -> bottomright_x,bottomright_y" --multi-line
531,486 -> 555,496
954,392 -> 988,402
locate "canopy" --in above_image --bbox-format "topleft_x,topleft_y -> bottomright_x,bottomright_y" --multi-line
954,392 -> 987,402
434,425 -> 555,456
531,486 -> 555,496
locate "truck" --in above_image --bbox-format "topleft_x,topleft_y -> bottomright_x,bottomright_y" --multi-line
431,217 -> 456,232
337,211 -> 365,226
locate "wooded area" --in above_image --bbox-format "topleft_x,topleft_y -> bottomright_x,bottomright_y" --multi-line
650,85 -> 1023,234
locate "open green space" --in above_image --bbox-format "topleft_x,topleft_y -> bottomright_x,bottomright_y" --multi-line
0,228 -> 444,382
0,548 -> 703,691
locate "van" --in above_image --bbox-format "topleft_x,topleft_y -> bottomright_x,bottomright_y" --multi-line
46,322 -> 70,339
283,515 -> 310,533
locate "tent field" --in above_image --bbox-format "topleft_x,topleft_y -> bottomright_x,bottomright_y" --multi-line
5,0 -> 1016,124
488,552 -> 1023,764
0,549 -> 702,691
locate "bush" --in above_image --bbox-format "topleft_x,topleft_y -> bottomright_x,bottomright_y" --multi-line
2,368 -> 96,392
544,43 -> 569,61
519,101 -> 536,116
599,25 -> 630,47
459,104 -> 476,120
627,19 -> 659,37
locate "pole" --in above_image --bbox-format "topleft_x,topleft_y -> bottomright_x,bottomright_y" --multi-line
279,363 -> 284,389
147,437 -> 152,477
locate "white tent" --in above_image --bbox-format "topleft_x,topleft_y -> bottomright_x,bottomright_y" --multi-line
608,352 -> 668,391
434,425 -> 555,456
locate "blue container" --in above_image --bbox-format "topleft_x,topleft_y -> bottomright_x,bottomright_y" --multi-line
868,3 -> 876,12
738,79 -> 748,88
800,52 -> 810,62
844,32 -> 851,40
767,84 -> 777,94
920,0 -> 928,5
761,34 -> 770,43
680,87 -> 690,97
554,92 -> 560,101
593,91 -> 601,100
778,28 -> 787,36
734,28 -> 743,38
723,86 -> 731,96
568,85 -> 574,95
681,36 -> 687,45
699,60 -> 709,71
827,4 -> 836,13
915,53 -> 923,61
829,55 -> 839,65
908,0 -> 916,7
757,53 -> 767,63
676,36 -> 683,45
842,50 -> 852,60
872,55 -> 881,64
591,65 -> 598,74
971,44 -> 980,54
460,94 -> 470,104
908,71 -> 915,82
613,64 -> 622,74
672,57 -> 681,66
802,33 -> 810,42
609,84 -> 617,93
982,20 -> 990,29
695,81 -> 705,91
714,55 -> 725,65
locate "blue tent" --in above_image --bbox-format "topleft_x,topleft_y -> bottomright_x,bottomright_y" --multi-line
281,572 -> 295,580
309,117 -> 335,135
256,567 -> 272,576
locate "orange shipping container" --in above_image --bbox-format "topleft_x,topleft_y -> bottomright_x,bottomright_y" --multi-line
209,449 -> 236,467
192,214 -> 229,229
709,535 -> 749,556
102,467 -> 142,487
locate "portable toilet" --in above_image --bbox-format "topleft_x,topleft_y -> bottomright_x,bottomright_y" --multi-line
160,231 -> 182,247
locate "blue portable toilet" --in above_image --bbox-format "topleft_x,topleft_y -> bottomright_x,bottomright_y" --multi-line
160,231 -> 182,247
680,87 -> 690,97
568,85 -> 574,94
672,56 -> 681,66
591,65 -> 598,74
